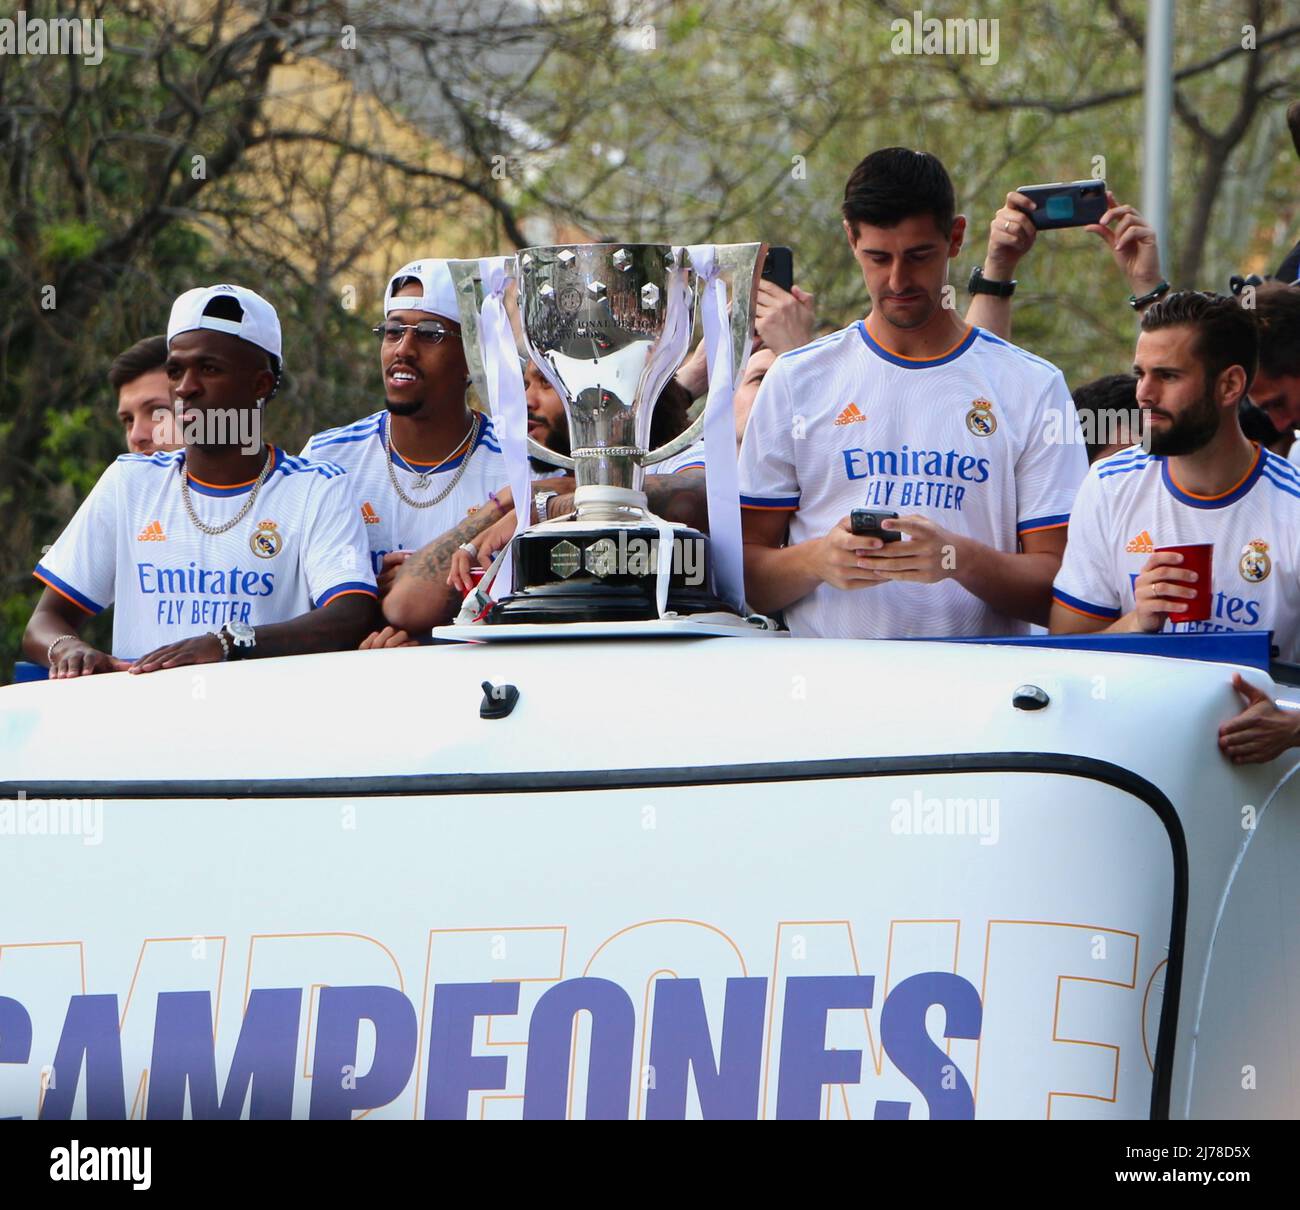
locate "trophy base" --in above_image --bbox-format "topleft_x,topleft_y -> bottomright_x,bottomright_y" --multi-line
485,524 -> 734,624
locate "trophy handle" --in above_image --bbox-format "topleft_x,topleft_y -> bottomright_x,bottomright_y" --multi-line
641,413 -> 703,466
639,241 -> 765,467
448,258 -> 578,471
528,440 -> 575,471
457,243 -> 764,475
446,259 -> 491,416
713,241 -> 767,388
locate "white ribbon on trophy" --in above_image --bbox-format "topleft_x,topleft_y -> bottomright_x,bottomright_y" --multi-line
476,255 -> 532,597
685,243 -> 745,613
648,486 -> 676,620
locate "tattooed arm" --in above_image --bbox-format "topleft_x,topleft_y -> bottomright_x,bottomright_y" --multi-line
382,506 -> 509,633
382,478 -> 572,632
647,473 -> 708,529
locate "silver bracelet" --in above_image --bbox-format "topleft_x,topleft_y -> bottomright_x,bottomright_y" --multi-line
46,634 -> 78,667
211,629 -> 230,661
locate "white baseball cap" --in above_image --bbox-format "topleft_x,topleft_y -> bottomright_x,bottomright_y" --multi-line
384,259 -> 459,323
167,284 -> 282,362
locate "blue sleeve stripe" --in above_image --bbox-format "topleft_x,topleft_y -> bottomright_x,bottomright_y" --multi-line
117,452 -> 179,468
1261,470 -> 1300,501
1052,587 -> 1121,620
312,426 -> 381,448
1098,461 -> 1151,480
1018,513 -> 1070,533
740,493 -> 799,509
1095,448 -> 1149,471
293,456 -> 346,476
33,564 -> 105,615
275,461 -> 344,480
1263,452 -> 1300,483
315,581 -> 379,608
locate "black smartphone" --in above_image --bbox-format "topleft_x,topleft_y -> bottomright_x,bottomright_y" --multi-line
850,508 -> 901,542
1015,179 -> 1107,229
762,245 -> 794,292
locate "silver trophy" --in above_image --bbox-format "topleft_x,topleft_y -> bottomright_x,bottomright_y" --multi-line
449,242 -> 763,622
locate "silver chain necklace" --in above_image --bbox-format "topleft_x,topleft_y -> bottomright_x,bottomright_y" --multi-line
180,447 -> 275,535
385,411 -> 481,509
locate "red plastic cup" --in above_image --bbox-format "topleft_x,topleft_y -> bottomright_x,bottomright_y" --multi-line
469,567 -> 487,587
1153,543 -> 1212,622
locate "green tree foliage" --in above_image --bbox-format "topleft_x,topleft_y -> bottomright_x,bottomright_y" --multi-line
0,1 -> 521,674
518,0 -> 1297,384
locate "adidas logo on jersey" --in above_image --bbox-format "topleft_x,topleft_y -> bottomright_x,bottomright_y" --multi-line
834,402 -> 866,426
137,521 -> 166,542
361,502 -> 381,525
1126,530 -> 1154,553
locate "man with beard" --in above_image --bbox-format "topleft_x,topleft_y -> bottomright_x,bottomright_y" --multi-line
1051,291 -> 1300,762
524,357 -> 570,466
523,355 -> 695,469
304,260 -> 567,599
740,147 -> 1086,637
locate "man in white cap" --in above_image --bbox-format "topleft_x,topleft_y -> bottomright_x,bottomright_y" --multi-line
304,260 -> 548,601
23,284 -> 379,675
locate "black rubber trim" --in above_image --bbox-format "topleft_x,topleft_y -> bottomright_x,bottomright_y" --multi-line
0,751 -> 1185,1120
1271,659 -> 1300,688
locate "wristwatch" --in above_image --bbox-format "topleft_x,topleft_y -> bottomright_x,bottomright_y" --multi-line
1128,279 -> 1171,310
968,265 -> 1016,298
533,489 -> 559,524
222,621 -> 257,660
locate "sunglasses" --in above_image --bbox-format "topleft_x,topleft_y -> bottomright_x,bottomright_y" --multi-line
372,321 -> 450,345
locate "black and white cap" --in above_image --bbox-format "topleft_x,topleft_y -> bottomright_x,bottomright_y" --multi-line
167,284 -> 283,361
383,259 -> 458,323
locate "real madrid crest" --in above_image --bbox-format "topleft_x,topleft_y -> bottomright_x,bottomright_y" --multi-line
250,519 -> 283,559
966,397 -> 996,437
1239,539 -> 1271,583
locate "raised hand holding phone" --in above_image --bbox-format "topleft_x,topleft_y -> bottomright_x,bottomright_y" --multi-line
1014,179 -> 1108,229
755,283 -> 814,355
1084,190 -> 1164,301
984,190 -> 1039,278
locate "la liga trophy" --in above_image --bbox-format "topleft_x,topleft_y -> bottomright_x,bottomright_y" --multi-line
450,242 -> 763,624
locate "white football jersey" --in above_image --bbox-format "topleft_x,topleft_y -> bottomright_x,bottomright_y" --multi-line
738,322 -> 1087,638
34,447 -> 377,660
646,439 -> 706,476
303,410 -> 506,576
1053,444 -> 1300,660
